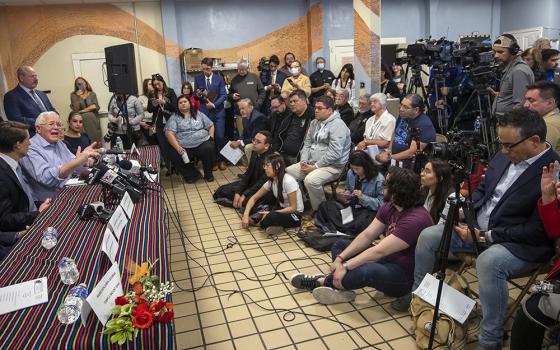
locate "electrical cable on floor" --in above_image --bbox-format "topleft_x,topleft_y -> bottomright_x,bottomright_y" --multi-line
162,171 -> 389,350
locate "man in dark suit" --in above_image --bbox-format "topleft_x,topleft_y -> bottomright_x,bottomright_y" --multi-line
195,57 -> 227,169
0,121 -> 51,258
260,55 -> 287,115
230,98 -> 269,163
213,131 -> 275,209
3,66 -> 57,135
411,108 -> 559,349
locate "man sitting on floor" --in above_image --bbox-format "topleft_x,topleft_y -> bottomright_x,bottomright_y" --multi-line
213,131 -> 275,209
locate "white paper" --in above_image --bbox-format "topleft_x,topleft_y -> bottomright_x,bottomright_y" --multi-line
413,273 -> 476,324
322,231 -> 351,238
120,192 -> 134,219
64,178 -> 86,187
366,145 -> 380,159
86,264 -> 124,325
130,143 -> 140,157
0,277 -> 49,315
340,206 -> 354,225
101,228 -> 119,264
220,141 -> 244,165
143,171 -> 158,183
107,206 -> 127,241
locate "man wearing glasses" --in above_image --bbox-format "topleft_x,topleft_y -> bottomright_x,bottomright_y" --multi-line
229,98 -> 269,164
20,111 -> 98,202
412,108 -> 559,350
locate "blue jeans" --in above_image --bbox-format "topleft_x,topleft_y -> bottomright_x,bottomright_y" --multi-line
413,224 -> 540,346
324,239 -> 412,297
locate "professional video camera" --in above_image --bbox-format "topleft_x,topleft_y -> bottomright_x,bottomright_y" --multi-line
424,130 -> 487,172
257,57 -> 270,74
452,39 -> 498,85
396,37 -> 455,67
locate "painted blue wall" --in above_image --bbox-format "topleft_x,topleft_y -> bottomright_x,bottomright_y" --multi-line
381,0 -> 500,42
500,0 -> 560,32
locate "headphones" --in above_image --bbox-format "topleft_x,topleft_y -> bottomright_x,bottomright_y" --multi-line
494,34 -> 520,55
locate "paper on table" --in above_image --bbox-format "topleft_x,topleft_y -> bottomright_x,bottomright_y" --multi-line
220,141 -> 244,165
120,192 -> 134,219
413,273 -> 476,324
64,178 -> 86,187
0,277 -> 49,315
86,263 -> 123,325
101,228 -> 119,264
107,206 -> 128,242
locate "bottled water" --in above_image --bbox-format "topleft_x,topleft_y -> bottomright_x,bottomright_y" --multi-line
58,257 -> 79,285
116,136 -> 124,152
474,116 -> 481,132
57,283 -> 88,324
41,227 -> 57,250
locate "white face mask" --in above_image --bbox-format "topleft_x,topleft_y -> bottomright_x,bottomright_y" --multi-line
317,63 -> 325,70
290,67 -> 300,76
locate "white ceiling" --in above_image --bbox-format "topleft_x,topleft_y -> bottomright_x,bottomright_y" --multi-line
0,0 -> 157,5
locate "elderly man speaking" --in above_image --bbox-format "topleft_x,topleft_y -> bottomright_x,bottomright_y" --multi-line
20,111 -> 98,202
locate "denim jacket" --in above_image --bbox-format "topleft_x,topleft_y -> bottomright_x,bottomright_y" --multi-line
345,170 -> 384,211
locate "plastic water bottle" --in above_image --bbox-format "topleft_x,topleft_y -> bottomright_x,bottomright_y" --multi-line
41,227 -> 57,250
116,136 -> 124,152
474,116 -> 481,132
58,257 -> 79,285
57,283 -> 88,324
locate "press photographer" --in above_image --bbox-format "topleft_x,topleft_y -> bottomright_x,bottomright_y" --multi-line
106,93 -> 145,149
413,108 -> 559,349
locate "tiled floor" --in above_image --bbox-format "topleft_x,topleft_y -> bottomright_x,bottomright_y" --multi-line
162,165 -> 545,350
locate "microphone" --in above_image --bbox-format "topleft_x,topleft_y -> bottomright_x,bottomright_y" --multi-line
119,159 -> 158,175
530,280 -> 560,294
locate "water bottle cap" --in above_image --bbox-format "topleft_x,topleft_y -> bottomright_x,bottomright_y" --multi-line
44,227 -> 57,237
58,257 -> 75,268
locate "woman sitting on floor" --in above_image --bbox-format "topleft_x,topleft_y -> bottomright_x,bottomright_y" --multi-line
421,159 -> 453,224
242,152 -> 304,235
314,150 -> 384,237
290,167 -> 433,305
165,94 -> 216,183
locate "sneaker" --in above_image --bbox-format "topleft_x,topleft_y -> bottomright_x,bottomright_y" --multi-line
312,286 -> 356,304
265,226 -> 284,236
289,273 -> 324,291
390,293 -> 412,312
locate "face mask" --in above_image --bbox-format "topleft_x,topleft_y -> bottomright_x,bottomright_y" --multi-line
317,63 -> 325,70
290,67 -> 300,76
78,83 -> 85,91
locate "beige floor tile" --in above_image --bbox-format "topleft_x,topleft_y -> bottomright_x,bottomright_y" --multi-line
228,318 -> 257,338
285,322 -> 319,343
261,328 -> 293,349
323,331 -> 359,349
202,323 -> 231,344
296,339 -> 328,350
374,319 -> 410,341
233,334 -> 266,350
254,313 -> 284,333
223,304 -> 250,322
199,309 -> 226,328
389,336 -> 418,350
205,340 -> 235,350
175,329 -> 203,349
311,318 -> 344,336
196,296 -> 222,313
174,314 -> 200,333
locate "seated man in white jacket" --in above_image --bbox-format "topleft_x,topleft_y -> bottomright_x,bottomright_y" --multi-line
286,95 -> 351,211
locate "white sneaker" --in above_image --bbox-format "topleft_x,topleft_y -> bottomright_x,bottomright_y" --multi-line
312,286 -> 356,304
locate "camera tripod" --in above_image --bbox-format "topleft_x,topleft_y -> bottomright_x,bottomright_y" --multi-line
430,66 -> 451,135
452,79 -> 498,157
405,64 -> 430,104
427,163 -> 482,349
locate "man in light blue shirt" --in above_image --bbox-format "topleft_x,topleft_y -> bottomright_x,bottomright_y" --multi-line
20,111 -> 98,202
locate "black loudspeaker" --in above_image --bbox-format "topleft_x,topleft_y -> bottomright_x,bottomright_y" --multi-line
105,43 -> 138,95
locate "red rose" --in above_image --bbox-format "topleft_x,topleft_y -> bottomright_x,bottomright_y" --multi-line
132,308 -> 154,329
150,300 -> 166,313
158,311 -> 174,323
115,296 -> 129,306
133,302 -> 149,316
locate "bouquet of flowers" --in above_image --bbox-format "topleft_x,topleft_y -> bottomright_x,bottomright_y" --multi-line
103,260 -> 174,345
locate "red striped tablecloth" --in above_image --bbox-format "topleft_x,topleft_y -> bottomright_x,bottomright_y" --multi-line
0,146 -> 173,349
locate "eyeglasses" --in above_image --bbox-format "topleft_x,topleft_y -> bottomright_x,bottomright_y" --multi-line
40,122 -> 62,128
497,134 -> 534,150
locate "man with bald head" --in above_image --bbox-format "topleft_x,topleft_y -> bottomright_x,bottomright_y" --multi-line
20,111 -> 98,202
4,66 -> 57,135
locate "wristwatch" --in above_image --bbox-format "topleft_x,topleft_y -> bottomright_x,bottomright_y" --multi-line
478,230 -> 487,243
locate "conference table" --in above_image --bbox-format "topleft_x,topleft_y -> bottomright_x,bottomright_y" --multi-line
0,146 -> 174,349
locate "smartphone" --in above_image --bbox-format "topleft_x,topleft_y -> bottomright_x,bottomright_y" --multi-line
287,78 -> 293,83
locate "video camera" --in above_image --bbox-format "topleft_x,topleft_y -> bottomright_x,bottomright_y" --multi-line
424,130 -> 487,174
257,57 -> 270,74
452,38 -> 498,85
396,37 -> 455,67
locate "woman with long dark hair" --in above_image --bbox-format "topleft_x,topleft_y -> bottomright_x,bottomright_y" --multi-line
165,95 -> 215,183
63,112 -> 91,154
380,63 -> 401,98
314,150 -> 385,237
331,63 -> 356,107
242,152 -> 304,235
148,74 -> 177,171
181,81 -> 200,111
421,159 -> 453,223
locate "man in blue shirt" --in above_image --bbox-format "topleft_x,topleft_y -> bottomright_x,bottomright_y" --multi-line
20,111 -> 98,202
376,94 -> 436,168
